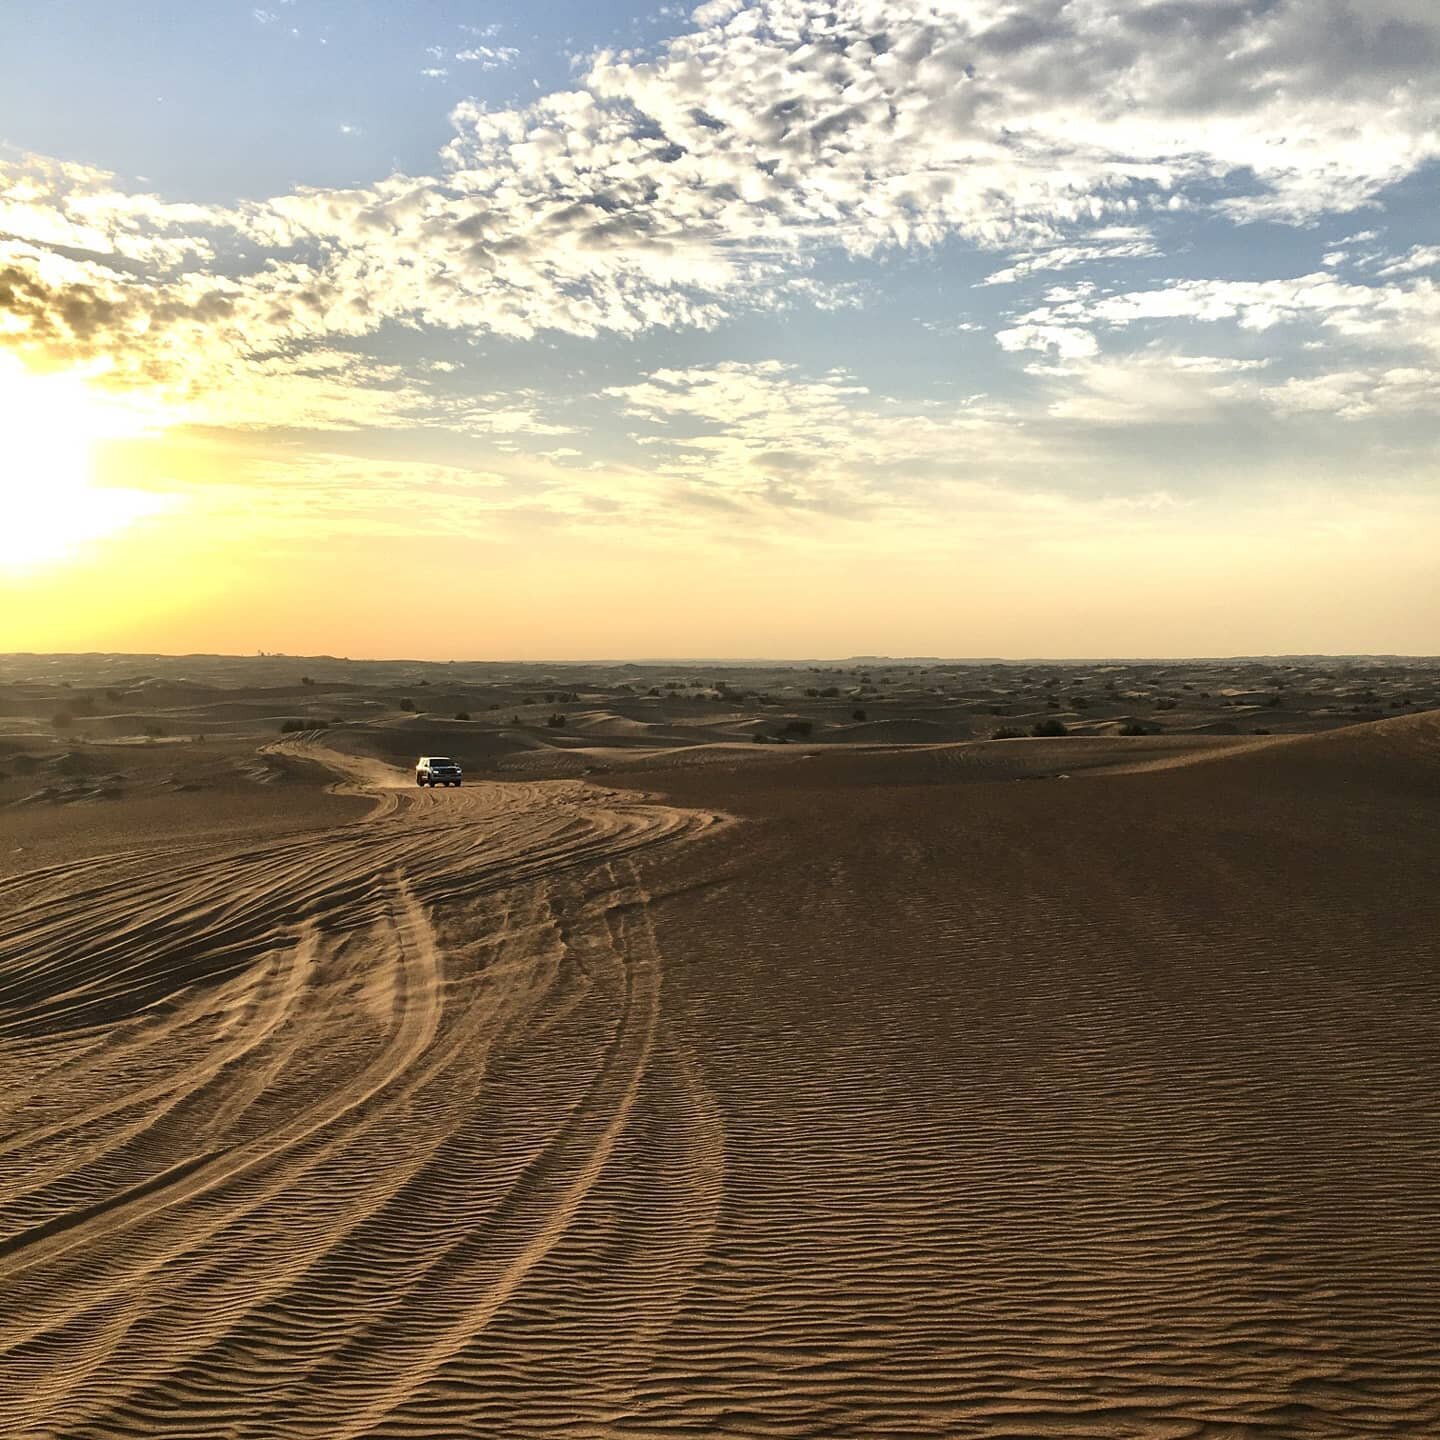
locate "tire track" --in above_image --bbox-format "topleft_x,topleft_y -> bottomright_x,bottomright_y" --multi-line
0,746 -> 721,1439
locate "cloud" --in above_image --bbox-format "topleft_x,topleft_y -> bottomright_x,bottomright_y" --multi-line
452,45 -> 519,69
3,0 -> 1439,457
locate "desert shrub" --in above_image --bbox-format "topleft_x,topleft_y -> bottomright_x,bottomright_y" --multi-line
647,686 -> 661,696
1155,697 -> 1178,710
852,708 -> 867,721
804,687 -> 819,697
1070,695 -> 1090,708
1267,694 -> 1281,706
991,726 -> 1025,740
301,676 -> 315,687
1046,698 -> 1061,709
399,698 -> 416,712
820,686 -> 840,698
779,719 -> 813,738
487,702 -> 502,710
547,712 -> 567,728
545,692 -> 557,703
105,688 -> 123,701
1119,722 -> 1150,736
753,731 -> 767,743
1031,718 -> 1068,738
455,711 -> 471,721
280,719 -> 307,733
142,722 -> 166,737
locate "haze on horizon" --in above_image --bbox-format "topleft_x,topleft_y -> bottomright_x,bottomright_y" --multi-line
2,0 -> 1438,661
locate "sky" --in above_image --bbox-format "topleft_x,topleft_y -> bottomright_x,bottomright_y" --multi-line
1,0 -> 1437,659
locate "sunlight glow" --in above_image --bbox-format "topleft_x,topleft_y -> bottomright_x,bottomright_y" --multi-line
0,355 -> 175,570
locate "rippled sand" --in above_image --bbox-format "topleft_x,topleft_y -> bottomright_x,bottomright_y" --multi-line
4,717 -> 1440,1437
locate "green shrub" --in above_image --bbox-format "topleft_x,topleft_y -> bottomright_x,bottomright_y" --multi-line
1119,722 -> 1150,736
852,708 -> 867,722
399,698 -> 416,712
1031,719 -> 1068,738
547,712 -> 567,728
991,726 -> 1025,740
455,711 -> 471,721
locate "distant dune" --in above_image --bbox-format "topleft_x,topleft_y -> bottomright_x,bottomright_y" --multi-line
2,665 -> 1439,1437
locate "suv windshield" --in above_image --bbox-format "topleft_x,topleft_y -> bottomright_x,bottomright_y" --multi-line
429,758 -> 456,767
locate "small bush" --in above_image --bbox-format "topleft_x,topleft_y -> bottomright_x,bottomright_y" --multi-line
142,721 -> 166,737
280,719 -> 307,733
779,719 -> 813,738
991,726 -> 1025,740
301,676 -> 315,687
547,712 -> 567,728
852,708 -> 867,722
1155,697 -> 1178,710
399,698 -> 416,712
1070,695 -> 1090,709
804,687 -> 819,697
1031,719 -> 1068,738
820,686 -> 840,698
1119,722 -> 1150,736
455,711 -> 471,721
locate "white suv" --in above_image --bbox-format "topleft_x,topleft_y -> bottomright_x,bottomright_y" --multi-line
416,756 -> 463,788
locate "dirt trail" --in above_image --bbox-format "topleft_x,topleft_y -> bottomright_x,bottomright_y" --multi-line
0,742 -> 721,1439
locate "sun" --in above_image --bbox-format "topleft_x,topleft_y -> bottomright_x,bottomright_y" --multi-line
0,355 -> 173,570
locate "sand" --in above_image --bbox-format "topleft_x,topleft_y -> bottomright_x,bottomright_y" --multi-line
3,689 -> 1440,1437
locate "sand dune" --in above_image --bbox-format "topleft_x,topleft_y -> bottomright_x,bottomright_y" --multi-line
3,717 -> 1440,1436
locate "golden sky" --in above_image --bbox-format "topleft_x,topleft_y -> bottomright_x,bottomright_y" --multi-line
3,0 -> 1439,658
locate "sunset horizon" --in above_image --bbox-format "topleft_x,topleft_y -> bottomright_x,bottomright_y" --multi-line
3,0 -> 1438,657
5,10 -> 1440,1438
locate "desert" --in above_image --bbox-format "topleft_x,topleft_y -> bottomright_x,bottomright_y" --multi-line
2,652 -> 1439,1438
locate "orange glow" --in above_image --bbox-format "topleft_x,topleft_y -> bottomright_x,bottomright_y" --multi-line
0,355 -> 175,570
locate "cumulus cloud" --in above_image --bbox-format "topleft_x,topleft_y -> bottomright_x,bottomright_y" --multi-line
993,269 -> 1440,422
3,0 -> 1439,465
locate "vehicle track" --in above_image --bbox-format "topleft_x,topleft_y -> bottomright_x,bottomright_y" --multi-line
0,743 -> 723,1438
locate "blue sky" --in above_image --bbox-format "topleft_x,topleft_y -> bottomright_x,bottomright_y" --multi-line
2,0 -> 1438,656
